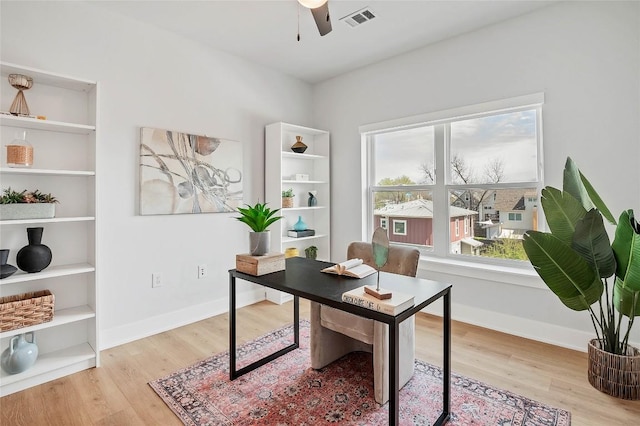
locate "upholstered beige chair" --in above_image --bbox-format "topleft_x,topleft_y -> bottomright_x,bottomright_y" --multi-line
310,242 -> 420,404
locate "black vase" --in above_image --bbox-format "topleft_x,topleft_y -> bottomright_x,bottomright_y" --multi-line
0,249 -> 18,279
16,227 -> 52,273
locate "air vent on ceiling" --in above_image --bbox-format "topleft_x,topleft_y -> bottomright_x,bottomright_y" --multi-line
340,7 -> 376,28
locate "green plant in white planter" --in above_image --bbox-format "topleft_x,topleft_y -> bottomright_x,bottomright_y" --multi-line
522,157 -> 640,399
235,202 -> 283,256
0,188 -> 58,220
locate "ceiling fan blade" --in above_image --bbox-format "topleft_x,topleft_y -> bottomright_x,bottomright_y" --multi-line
310,2 -> 332,36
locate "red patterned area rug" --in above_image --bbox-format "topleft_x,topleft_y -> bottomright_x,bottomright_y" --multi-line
149,321 -> 570,425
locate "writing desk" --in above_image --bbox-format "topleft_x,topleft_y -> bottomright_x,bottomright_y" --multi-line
229,256 -> 451,426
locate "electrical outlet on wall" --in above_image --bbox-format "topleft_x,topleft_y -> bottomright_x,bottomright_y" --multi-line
152,272 -> 162,288
198,264 -> 208,279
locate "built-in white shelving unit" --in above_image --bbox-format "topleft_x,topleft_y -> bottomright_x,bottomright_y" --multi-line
0,62 -> 99,396
265,122 -> 330,303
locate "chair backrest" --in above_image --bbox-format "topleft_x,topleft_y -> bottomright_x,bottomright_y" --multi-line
347,242 -> 419,278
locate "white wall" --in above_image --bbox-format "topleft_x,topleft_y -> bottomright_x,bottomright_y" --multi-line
0,1 -> 315,348
313,1 -> 640,350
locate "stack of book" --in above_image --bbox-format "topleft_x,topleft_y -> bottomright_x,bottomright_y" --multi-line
342,286 -> 415,315
288,229 -> 315,238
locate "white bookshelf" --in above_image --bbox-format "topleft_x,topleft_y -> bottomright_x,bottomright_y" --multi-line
265,122 -> 330,304
0,62 -> 99,396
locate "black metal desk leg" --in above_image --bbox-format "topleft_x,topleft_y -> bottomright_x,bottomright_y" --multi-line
294,295 -> 300,346
389,320 -> 400,425
443,289 -> 451,416
229,273 -> 237,380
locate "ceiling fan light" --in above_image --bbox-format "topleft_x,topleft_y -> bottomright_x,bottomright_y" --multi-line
298,0 -> 328,9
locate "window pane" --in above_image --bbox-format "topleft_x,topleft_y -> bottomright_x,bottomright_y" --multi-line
449,110 -> 538,184
449,188 -> 537,260
373,126 -> 435,185
373,190 -> 434,251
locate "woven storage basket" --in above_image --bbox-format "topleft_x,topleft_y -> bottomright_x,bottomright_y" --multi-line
0,290 -> 54,332
588,339 -> 640,400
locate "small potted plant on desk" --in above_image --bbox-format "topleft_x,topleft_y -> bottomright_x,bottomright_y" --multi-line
282,188 -> 294,208
0,188 -> 58,220
235,202 -> 283,256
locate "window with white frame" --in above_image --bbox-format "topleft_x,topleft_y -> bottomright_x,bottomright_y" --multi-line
380,218 -> 388,230
361,94 -> 543,263
393,219 -> 407,235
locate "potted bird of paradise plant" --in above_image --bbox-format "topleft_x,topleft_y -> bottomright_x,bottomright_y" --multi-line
522,157 -> 640,400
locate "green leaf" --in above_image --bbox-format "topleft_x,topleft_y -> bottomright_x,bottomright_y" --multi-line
572,209 -> 616,279
563,157 -> 594,212
579,171 -> 617,226
612,209 -> 640,292
235,202 -> 282,232
523,231 -> 603,311
613,278 -> 640,317
562,157 -> 616,225
540,187 -> 586,244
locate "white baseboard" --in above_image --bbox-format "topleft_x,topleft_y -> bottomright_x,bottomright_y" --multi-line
100,288 -> 265,350
422,302 -> 596,353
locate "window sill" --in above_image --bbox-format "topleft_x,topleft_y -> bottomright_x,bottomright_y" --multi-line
418,255 -> 546,290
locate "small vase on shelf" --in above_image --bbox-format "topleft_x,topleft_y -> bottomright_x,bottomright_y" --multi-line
291,136 -> 308,154
293,216 -> 307,231
16,227 -> 52,273
308,191 -> 317,207
1,332 -> 39,375
6,130 -> 33,168
0,249 -> 18,279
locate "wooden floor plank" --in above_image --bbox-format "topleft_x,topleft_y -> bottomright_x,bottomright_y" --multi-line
1,300 -> 639,425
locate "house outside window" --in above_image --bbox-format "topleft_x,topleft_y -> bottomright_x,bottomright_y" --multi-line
380,218 -> 388,230
362,93 -> 543,264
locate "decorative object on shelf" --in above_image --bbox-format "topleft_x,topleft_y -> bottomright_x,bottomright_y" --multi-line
140,127 -> 243,215
307,191 -> 317,207
0,290 -> 55,332
235,202 -> 283,256
293,215 -> 307,231
365,227 -> 393,300
16,227 -> 52,273
0,249 -> 17,279
290,135 -> 308,153
287,229 -> 315,238
6,130 -> 33,168
0,188 -> 58,220
8,74 -> 33,116
284,247 -> 299,258
295,174 -> 309,181
282,188 -> 294,208
1,332 -> 38,375
304,245 -> 318,260
522,157 -> 640,400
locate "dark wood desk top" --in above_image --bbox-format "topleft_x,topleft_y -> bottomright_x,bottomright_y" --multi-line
230,256 -> 451,323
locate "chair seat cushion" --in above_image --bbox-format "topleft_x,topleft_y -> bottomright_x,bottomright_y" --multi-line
320,305 -> 374,344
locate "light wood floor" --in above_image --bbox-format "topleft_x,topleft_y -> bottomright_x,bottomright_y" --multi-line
1,300 -> 639,425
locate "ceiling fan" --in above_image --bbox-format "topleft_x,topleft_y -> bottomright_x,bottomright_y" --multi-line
298,0 -> 332,37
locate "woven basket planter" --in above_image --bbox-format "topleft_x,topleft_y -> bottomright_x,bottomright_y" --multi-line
0,290 -> 55,332
588,339 -> 640,400
282,197 -> 294,208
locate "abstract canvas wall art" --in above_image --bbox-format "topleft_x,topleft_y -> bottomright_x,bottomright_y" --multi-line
140,127 -> 243,215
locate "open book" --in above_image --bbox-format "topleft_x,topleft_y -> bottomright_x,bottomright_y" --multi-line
321,258 -> 377,279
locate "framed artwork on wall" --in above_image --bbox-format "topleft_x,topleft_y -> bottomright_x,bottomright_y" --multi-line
139,127 -> 243,215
